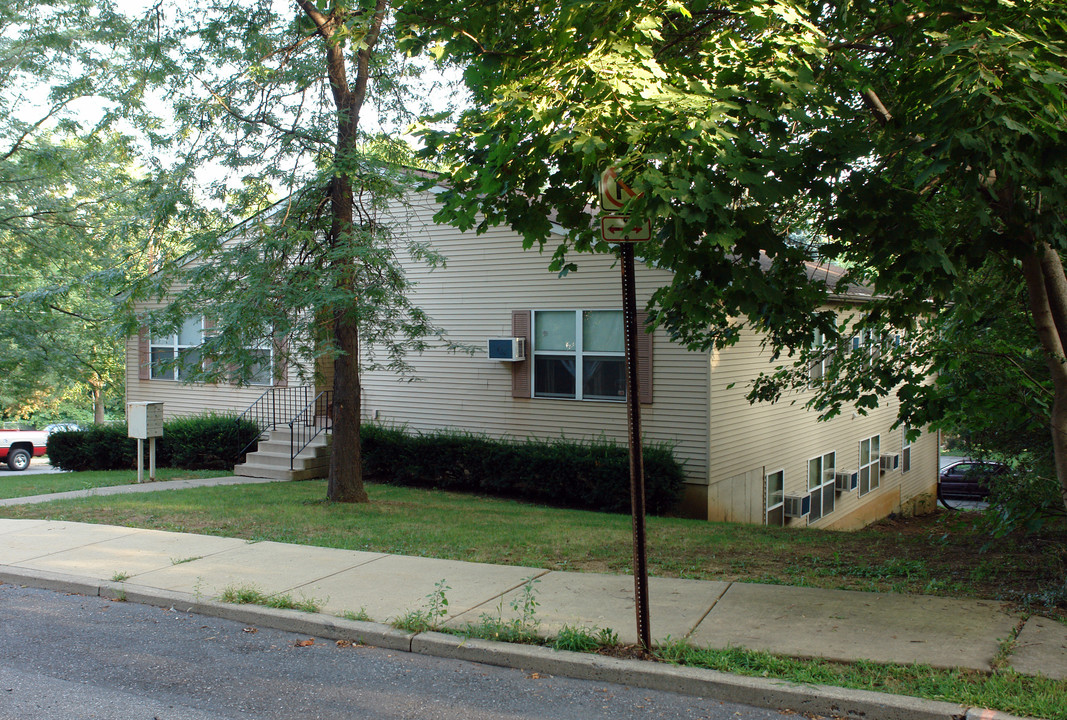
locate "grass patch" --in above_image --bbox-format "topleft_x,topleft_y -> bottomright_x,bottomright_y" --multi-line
170,555 -> 202,565
2,479 -> 1061,615
656,642 -> 1067,720
393,579 -> 451,633
4,475 -> 1060,717
341,608 -> 372,622
218,584 -> 321,613
110,571 -> 130,582
0,468 -> 233,500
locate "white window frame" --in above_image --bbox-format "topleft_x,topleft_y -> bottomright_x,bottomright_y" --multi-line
901,427 -> 912,474
809,329 -> 832,382
765,468 -> 785,526
150,316 -> 275,386
531,309 -> 625,402
859,434 -> 881,496
244,339 -> 274,386
807,451 -> 837,524
150,316 -> 204,381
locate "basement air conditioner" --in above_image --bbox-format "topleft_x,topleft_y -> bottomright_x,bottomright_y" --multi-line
879,454 -> 901,472
784,495 -> 811,518
487,337 -> 526,361
834,471 -> 859,492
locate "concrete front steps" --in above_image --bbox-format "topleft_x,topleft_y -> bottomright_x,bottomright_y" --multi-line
233,428 -> 332,481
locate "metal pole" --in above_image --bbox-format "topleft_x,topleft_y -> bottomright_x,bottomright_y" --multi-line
136,439 -> 144,484
620,242 -> 651,651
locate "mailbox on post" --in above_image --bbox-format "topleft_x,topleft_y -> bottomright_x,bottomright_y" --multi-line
128,401 -> 163,483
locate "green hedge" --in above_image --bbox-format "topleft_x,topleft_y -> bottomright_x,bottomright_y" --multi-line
47,414 -> 261,472
361,424 -> 685,515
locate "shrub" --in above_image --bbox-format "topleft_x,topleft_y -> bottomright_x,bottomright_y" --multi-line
47,414 -> 260,472
361,424 -> 685,515
46,424 -> 135,471
163,414 -> 261,470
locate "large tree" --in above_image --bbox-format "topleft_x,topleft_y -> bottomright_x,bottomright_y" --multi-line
0,133 -> 150,424
0,1 -> 174,424
135,0 -> 454,502
406,0 -> 1067,516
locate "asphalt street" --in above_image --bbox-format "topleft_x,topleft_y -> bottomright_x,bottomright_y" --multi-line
0,457 -> 63,476
0,585 -> 806,720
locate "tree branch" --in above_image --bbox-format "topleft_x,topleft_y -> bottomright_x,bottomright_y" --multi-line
0,99 -> 74,162
861,88 -> 893,124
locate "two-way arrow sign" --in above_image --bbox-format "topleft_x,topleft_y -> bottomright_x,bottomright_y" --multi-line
600,167 -> 649,243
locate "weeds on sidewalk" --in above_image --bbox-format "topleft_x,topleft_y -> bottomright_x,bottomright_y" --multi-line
218,584 -> 321,613
552,625 -> 619,652
462,576 -> 542,644
393,579 -> 450,632
655,640 -> 1067,720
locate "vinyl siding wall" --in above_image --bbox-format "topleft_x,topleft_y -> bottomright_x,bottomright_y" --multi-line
359,191 -> 712,488
125,299 -> 305,420
707,327 -> 938,529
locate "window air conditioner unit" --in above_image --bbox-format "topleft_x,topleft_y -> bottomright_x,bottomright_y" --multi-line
879,454 -> 900,472
834,471 -> 858,492
784,495 -> 811,518
487,337 -> 525,362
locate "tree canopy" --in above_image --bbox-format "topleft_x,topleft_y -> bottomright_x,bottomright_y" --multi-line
0,0 -> 175,424
407,0 -> 1067,514
129,0 -> 460,502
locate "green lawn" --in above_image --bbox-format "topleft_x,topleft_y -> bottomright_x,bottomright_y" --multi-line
1,477 -> 1064,718
0,468 -> 233,500
1,478 -> 1062,613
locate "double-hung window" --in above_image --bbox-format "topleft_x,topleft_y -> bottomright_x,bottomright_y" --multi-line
809,329 -> 832,382
765,469 -> 785,526
150,317 -> 203,381
807,451 -> 836,523
859,434 -> 881,496
148,316 -> 273,386
245,340 -> 274,386
901,427 -> 912,473
532,310 -> 625,401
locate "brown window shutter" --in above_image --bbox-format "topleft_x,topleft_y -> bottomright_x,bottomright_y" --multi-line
201,316 -> 215,371
274,335 -> 288,388
511,310 -> 531,398
636,311 -> 653,404
137,326 -> 150,380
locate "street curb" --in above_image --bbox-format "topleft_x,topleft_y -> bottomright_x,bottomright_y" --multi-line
412,631 -> 965,720
967,710 -> 1039,720
0,566 -> 1032,720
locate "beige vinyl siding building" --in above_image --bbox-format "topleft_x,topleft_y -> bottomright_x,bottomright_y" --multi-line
125,186 -> 939,527
357,190 -> 711,492
706,329 -> 938,530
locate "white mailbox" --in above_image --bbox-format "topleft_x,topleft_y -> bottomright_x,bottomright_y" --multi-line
128,402 -> 164,439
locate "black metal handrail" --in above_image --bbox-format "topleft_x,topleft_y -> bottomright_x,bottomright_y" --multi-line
237,386 -> 313,458
288,391 -> 332,470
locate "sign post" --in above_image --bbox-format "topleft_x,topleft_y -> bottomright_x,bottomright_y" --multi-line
128,402 -> 164,483
600,167 -> 652,652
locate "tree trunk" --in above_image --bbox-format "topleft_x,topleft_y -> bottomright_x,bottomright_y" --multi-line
327,306 -> 367,502
1021,244 -> 1067,515
91,377 -> 105,425
298,0 -> 388,503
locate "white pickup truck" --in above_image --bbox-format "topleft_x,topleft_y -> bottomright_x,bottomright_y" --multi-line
0,428 -> 48,471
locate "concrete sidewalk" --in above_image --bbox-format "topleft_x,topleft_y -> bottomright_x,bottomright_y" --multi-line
0,515 -> 1050,672
0,474 -> 291,507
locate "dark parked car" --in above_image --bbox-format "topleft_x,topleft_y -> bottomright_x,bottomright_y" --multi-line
938,460 -> 1008,505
